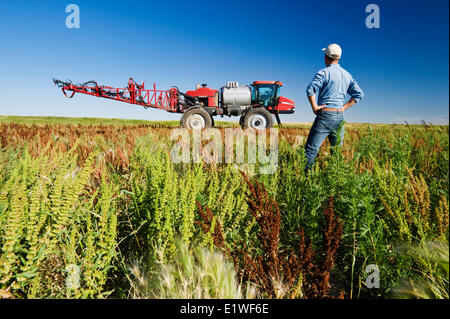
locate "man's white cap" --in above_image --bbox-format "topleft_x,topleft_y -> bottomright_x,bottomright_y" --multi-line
322,43 -> 342,60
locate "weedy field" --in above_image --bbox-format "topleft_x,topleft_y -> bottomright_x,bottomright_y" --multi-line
0,116 -> 448,299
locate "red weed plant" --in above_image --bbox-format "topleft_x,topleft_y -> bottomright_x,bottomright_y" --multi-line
196,172 -> 344,298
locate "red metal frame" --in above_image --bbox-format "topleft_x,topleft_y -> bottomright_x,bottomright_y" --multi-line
59,78 -> 180,113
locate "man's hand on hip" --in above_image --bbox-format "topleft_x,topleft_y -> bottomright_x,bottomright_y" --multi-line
308,95 -> 326,115
314,105 -> 326,115
342,98 -> 357,111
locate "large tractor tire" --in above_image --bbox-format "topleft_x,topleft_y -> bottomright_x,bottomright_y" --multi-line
241,107 -> 274,129
180,107 -> 213,129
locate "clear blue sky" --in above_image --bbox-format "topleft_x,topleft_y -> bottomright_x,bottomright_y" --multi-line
0,0 -> 448,124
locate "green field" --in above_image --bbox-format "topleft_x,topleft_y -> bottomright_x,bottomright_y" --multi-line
0,116 -> 448,299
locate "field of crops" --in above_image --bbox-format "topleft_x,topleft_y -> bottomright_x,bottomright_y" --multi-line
0,116 -> 448,299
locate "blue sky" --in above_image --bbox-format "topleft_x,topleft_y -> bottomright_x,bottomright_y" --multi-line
0,0 -> 448,124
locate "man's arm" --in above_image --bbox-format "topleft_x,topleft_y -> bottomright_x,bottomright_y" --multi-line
306,70 -> 327,114
342,97 -> 357,111
343,78 -> 364,111
308,95 -> 326,114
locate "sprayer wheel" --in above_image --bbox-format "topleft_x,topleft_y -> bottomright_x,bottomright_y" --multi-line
180,107 -> 213,129
242,107 -> 274,129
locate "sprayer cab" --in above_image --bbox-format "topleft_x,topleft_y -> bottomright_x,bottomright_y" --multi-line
251,81 -> 295,114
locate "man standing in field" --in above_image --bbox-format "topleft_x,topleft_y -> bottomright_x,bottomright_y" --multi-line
304,43 -> 364,171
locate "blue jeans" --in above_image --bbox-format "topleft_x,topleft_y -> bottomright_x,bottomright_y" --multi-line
304,110 -> 344,171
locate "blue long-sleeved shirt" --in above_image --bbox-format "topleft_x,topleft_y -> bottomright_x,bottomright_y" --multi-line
306,64 -> 364,108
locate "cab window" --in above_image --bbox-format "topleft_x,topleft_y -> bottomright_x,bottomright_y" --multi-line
256,84 -> 277,106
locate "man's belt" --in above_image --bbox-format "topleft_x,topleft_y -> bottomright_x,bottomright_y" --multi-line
322,107 -> 344,112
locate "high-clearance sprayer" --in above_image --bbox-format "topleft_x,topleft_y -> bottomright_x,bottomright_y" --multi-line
53,78 -> 295,129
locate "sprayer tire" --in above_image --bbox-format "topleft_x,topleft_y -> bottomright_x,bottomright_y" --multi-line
242,107 -> 274,129
180,108 -> 213,129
